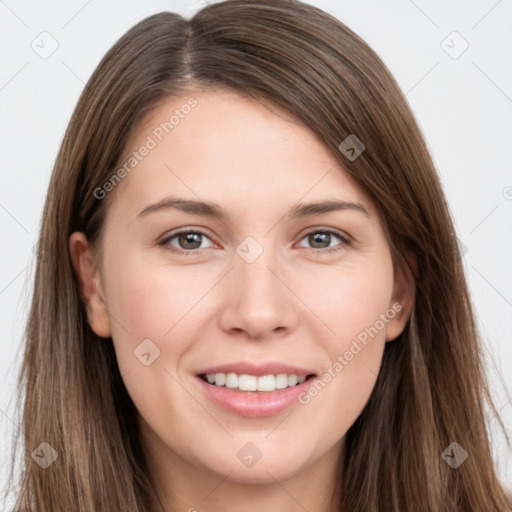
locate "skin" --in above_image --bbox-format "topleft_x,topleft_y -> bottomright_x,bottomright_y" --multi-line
69,89 -> 414,511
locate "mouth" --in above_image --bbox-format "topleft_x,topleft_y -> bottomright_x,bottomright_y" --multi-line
195,370 -> 317,418
197,372 -> 317,392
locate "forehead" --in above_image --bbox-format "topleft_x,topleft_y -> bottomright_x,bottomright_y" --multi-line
109,89 -> 373,219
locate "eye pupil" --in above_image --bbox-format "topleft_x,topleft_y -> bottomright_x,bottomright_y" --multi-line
309,232 -> 331,249
179,232 -> 202,250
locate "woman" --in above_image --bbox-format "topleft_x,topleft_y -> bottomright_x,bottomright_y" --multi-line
5,0 -> 511,510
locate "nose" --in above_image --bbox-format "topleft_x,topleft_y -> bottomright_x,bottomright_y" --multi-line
218,244 -> 298,340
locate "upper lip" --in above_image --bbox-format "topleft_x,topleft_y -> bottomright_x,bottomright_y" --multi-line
196,361 -> 316,378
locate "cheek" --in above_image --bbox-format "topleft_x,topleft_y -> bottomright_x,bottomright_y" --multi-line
294,260 -> 394,427
106,254 -> 214,338
298,259 -> 394,349
100,254 -> 193,381
103,260 -> 207,432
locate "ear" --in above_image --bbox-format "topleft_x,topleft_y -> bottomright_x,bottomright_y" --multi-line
69,232 -> 112,338
385,252 -> 416,342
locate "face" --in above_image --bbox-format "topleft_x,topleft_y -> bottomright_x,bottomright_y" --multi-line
70,90 -> 413,492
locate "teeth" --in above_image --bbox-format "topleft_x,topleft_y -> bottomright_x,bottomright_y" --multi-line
203,372 -> 308,391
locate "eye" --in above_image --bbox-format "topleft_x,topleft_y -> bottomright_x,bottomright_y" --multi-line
159,229 -> 215,254
158,227 -> 351,256
296,228 -> 351,253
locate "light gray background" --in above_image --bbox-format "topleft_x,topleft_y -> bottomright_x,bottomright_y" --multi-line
1,0 -> 511,504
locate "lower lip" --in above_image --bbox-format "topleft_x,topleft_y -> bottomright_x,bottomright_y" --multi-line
195,375 -> 316,418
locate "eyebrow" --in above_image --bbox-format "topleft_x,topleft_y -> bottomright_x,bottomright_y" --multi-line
136,195 -> 370,220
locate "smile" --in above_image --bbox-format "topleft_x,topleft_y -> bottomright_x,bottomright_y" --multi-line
196,372 -> 317,418
199,372 -> 311,391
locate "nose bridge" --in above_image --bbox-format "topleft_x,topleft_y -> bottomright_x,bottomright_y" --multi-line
235,234 -> 283,303
219,234 -> 296,338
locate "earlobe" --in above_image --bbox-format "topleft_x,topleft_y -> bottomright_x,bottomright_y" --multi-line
69,232 -> 112,338
385,254 -> 416,342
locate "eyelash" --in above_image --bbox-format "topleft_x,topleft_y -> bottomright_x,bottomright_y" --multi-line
158,228 -> 352,256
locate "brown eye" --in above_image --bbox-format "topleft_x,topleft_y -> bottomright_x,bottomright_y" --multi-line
308,232 -> 333,249
176,232 -> 203,250
297,229 -> 351,253
160,230 -> 214,253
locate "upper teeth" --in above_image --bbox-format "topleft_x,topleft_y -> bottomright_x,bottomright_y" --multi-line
205,373 -> 307,391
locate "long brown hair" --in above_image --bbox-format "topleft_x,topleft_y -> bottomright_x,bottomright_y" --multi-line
4,0 -> 511,510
